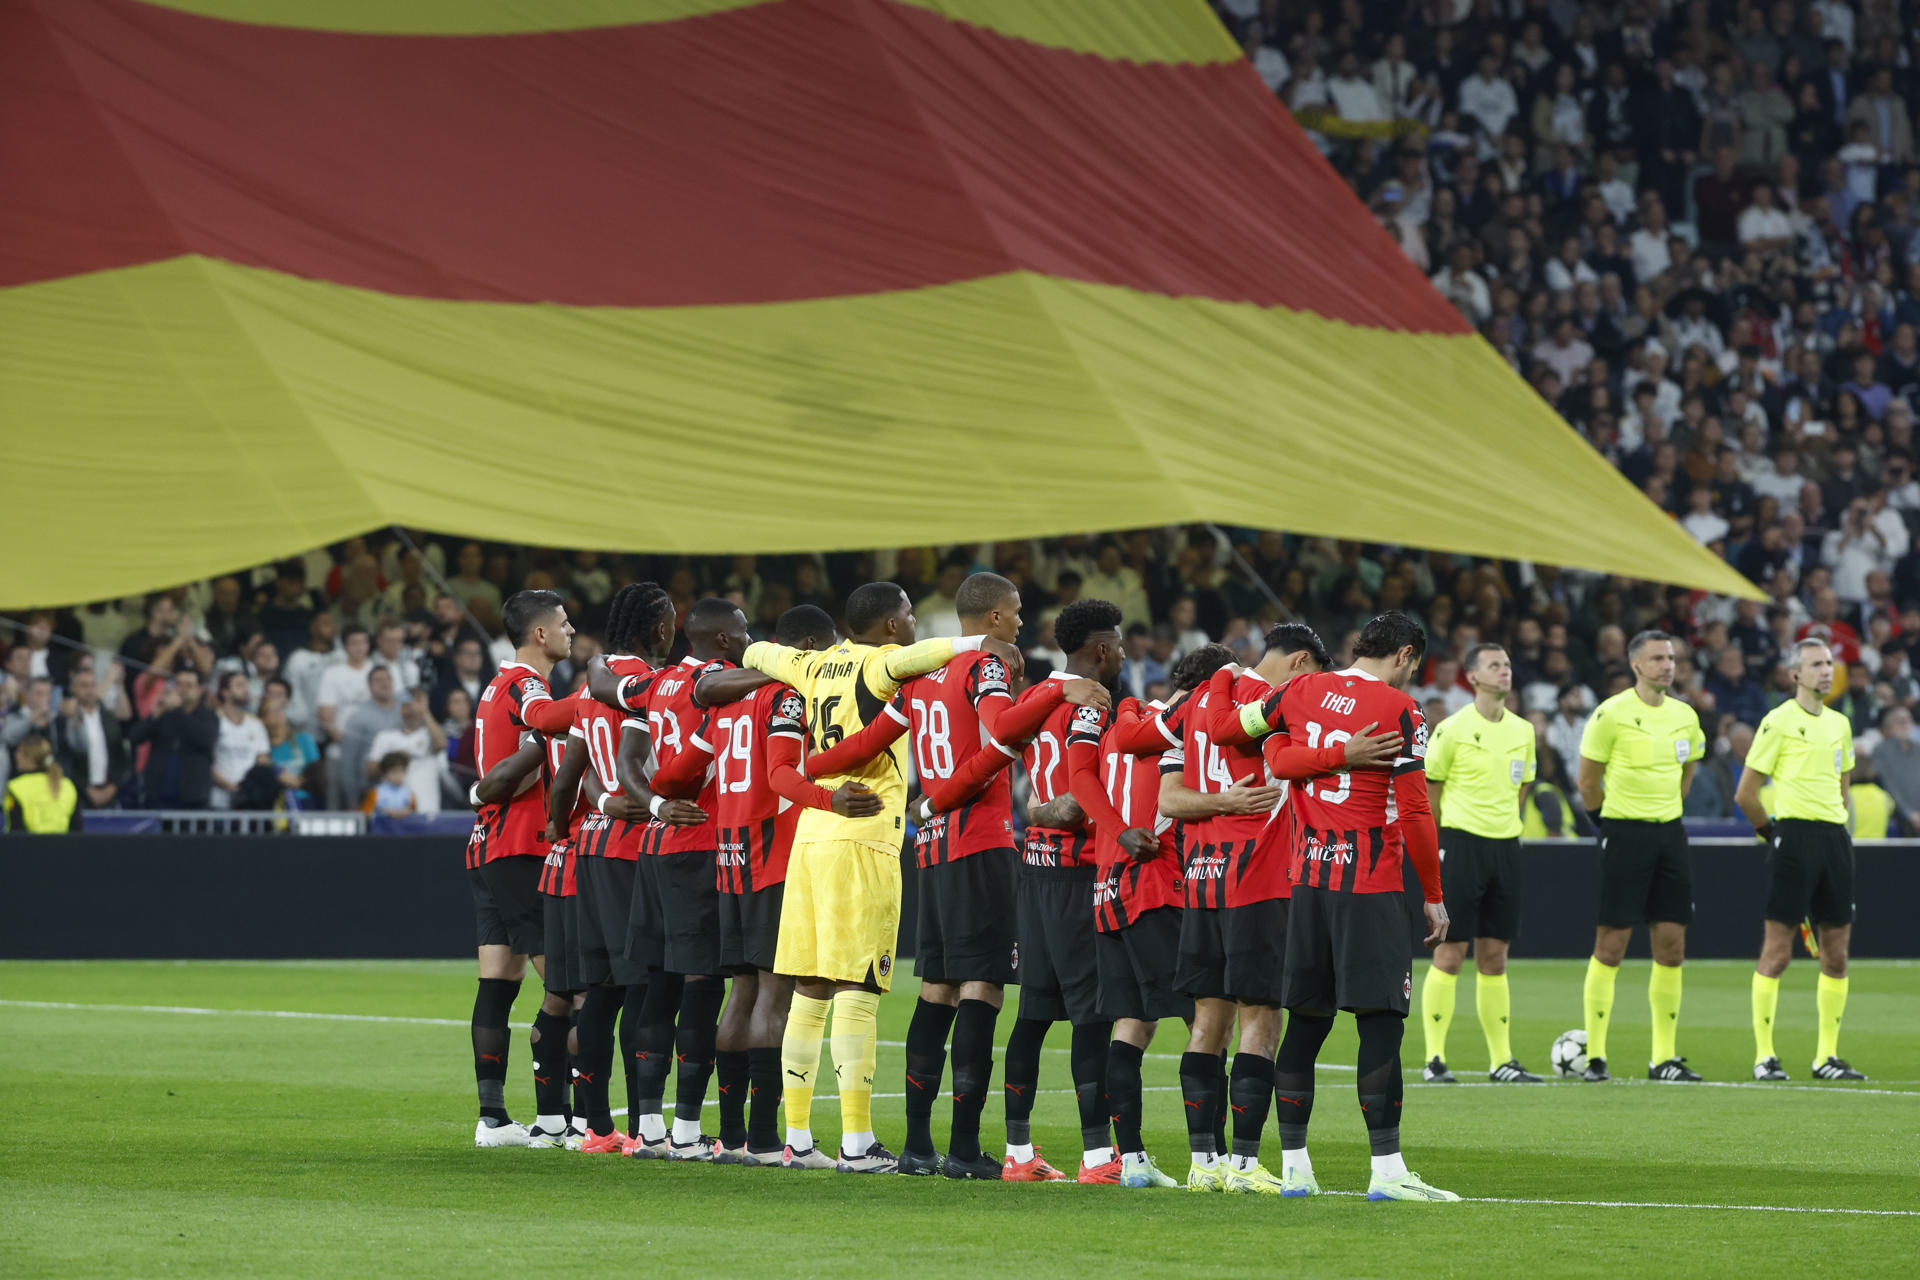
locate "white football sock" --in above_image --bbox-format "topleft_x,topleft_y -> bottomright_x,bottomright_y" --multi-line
1282,1147 -> 1314,1179
1371,1152 -> 1408,1180
533,1113 -> 567,1133
1083,1146 -> 1112,1167
636,1112 -> 667,1143
785,1126 -> 812,1151
1006,1143 -> 1035,1163
671,1117 -> 702,1145
841,1129 -> 874,1157
1229,1153 -> 1259,1172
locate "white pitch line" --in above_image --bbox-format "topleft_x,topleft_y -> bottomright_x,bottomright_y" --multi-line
1317,1190 -> 1920,1218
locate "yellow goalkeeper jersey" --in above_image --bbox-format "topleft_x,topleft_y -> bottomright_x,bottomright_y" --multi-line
743,636 -> 965,852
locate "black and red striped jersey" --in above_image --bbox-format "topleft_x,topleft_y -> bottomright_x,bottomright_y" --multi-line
1168,671 -> 1291,907
537,708 -> 580,896
633,656 -> 725,856
1269,668 -> 1427,895
896,650 -> 1018,868
703,681 -> 807,892
1018,674 -> 1095,873
571,655 -> 652,862
471,661 -> 555,865
1090,697 -> 1180,932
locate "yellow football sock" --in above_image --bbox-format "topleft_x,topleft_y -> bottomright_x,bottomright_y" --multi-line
829,990 -> 881,1144
1648,963 -> 1683,1064
1583,957 -> 1618,1061
781,993 -> 830,1136
1751,972 -> 1780,1064
1421,965 -> 1457,1063
1816,973 -> 1849,1062
1477,972 -> 1512,1068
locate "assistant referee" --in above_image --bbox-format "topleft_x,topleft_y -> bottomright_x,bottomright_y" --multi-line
1419,644 -> 1542,1084
1577,630 -> 1706,1083
1734,638 -> 1867,1083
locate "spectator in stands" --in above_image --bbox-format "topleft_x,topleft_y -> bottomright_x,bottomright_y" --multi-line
365,752 -> 416,818
1872,704 -> 1920,831
127,669 -> 216,810
3,677 -> 55,760
444,542 -> 501,616
367,689 -> 447,814
1824,489 -> 1911,602
4,735 -> 76,833
52,666 -> 125,812
1459,49 -> 1517,141
914,559 -> 968,639
264,703 -> 319,810
314,624 -> 374,744
337,665 -> 402,809
1704,645 -> 1768,727
283,612 -> 340,734
370,620 -> 420,697
209,671 -> 272,811
255,560 -> 319,658
1848,68 -> 1913,167
200,576 -> 257,661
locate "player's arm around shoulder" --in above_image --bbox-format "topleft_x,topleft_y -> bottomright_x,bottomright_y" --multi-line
742,641 -> 812,689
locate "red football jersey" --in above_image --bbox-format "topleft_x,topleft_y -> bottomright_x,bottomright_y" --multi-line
573,655 -> 652,862
897,650 -> 1018,868
1173,671 -> 1289,907
1271,668 -> 1427,894
634,656 -> 725,856
473,661 -> 555,864
1018,674 -> 1094,871
1088,698 -> 1181,932
703,681 -> 807,892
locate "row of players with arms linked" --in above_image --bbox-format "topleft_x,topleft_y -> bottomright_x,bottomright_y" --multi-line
460,573 -> 1477,1200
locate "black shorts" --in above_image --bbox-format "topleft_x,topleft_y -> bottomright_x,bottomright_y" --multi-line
1281,885 -> 1411,1017
577,855 -> 645,986
1097,906 -> 1192,1022
1174,898 -> 1288,1006
1766,819 -> 1855,926
916,849 -> 1018,985
541,892 -> 582,994
630,849 -> 723,977
719,882 -> 786,973
470,856 -> 544,956
1438,828 -> 1524,943
1015,869 -> 1101,1025
1596,818 -> 1693,928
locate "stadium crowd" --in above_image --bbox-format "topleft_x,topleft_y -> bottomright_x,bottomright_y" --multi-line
10,0 -> 1920,836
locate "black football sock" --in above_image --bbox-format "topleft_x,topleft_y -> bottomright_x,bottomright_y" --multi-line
633,974 -> 682,1137
1228,1051 -> 1276,1160
575,985 -> 619,1135
471,977 -> 519,1122
1355,1011 -> 1405,1158
530,1008 -> 571,1121
618,981 -> 647,1137
1071,1020 -> 1113,1153
746,1047 -> 783,1149
1179,1051 -> 1219,1155
903,998 -> 959,1157
672,978 -> 724,1133
947,999 -> 999,1163
566,1010 -> 581,1126
1001,1017 -> 1051,1146
715,1050 -> 750,1148
1106,1040 -> 1146,1156
1275,1012 -> 1335,1153
1211,1051 -> 1228,1157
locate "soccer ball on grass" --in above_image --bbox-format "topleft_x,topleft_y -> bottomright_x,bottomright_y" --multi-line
1549,1029 -> 1588,1078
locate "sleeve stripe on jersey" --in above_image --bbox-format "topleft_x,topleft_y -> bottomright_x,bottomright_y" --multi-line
988,737 -> 1017,759
621,718 -> 647,733
884,702 -> 911,725
1153,715 -> 1180,747
689,732 -> 712,752
768,729 -> 802,740
568,725 -> 585,739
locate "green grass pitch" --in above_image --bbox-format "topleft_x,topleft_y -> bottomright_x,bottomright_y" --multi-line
3,958 -> 1917,1277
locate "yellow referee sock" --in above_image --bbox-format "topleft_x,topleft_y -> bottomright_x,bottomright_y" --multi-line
1477,972 -> 1512,1068
1751,972 -> 1780,1064
1648,963 -> 1683,1064
829,990 -> 881,1155
781,993 -> 830,1148
1421,965 -> 1457,1063
1583,957 -> 1618,1061
1816,973 -> 1849,1063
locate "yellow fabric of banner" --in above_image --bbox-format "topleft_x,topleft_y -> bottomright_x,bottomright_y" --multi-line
0,257 -> 1756,608
128,0 -> 1238,62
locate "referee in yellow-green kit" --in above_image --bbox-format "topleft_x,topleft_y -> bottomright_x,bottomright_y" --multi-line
1418,643 -> 1542,1084
1734,637 -> 1867,1083
1577,630 -> 1706,1084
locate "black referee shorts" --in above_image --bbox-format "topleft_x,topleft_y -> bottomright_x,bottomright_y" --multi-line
1766,819 -> 1854,927
1015,868 -> 1101,1025
470,856 -> 544,957
1438,827 -> 1523,943
1596,817 -> 1693,928
916,848 -> 1018,986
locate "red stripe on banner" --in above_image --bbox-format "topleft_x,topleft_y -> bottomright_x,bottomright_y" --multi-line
5,0 -> 1462,332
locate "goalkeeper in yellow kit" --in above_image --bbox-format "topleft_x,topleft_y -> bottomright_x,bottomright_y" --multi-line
734,581 -> 1022,1173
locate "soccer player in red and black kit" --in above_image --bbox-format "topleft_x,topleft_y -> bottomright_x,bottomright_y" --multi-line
602,598 -> 753,1159
543,583 -> 678,1154
1006,598 -> 1128,1184
533,683 -> 587,1150
1228,612 -> 1457,1201
467,589 -> 579,1147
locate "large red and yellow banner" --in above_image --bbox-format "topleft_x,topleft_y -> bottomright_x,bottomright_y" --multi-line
1,0 -> 1755,607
